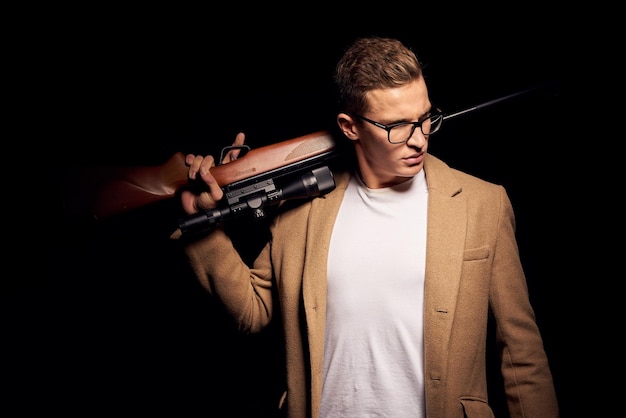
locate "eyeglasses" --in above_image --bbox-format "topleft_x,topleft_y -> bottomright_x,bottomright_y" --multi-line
350,109 -> 444,144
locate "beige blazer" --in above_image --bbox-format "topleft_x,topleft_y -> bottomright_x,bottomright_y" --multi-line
184,153 -> 559,418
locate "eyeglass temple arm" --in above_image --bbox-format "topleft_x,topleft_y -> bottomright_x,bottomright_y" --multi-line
442,81 -> 559,121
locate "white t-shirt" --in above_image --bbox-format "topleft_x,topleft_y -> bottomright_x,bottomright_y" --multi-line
322,171 -> 428,417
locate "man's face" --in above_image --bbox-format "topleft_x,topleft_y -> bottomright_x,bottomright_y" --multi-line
352,77 -> 433,189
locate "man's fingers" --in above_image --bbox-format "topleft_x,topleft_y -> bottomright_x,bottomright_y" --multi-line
194,191 -> 217,211
222,132 -> 246,163
181,181 -> 223,214
187,154 -> 216,180
233,132 -> 246,146
183,132 -> 246,213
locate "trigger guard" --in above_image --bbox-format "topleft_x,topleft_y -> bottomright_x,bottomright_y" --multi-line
219,145 -> 251,165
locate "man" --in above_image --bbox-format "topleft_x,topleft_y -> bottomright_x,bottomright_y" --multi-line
177,36 -> 558,417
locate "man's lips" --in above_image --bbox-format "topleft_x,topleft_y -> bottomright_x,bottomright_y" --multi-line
403,153 -> 424,165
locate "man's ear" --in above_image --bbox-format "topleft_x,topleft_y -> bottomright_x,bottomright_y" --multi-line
337,113 -> 359,141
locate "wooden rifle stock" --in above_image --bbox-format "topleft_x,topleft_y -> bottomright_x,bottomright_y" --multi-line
91,130 -> 340,220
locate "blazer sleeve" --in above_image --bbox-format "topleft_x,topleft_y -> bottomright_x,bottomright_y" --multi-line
182,227 -> 274,334
489,186 -> 559,417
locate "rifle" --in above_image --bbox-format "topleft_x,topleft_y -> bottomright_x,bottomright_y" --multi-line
89,130 -> 342,235
83,82 -> 557,235
177,131 -> 340,236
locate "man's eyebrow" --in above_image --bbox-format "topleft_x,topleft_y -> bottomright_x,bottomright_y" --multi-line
396,108 -> 433,123
419,108 -> 434,120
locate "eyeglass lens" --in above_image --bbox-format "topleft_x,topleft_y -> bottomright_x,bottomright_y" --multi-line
388,115 -> 441,144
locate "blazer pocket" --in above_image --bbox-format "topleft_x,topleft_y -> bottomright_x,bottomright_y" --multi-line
460,397 -> 495,417
463,246 -> 490,261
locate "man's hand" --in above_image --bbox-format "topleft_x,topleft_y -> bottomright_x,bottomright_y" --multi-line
180,132 -> 246,215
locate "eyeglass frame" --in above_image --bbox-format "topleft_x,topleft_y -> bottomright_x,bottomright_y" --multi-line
348,108 -> 444,144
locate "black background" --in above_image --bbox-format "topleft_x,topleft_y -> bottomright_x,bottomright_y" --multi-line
5,8 -> 581,417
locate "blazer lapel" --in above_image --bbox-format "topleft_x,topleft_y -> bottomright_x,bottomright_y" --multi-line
302,171 -> 350,402
422,154 -> 467,386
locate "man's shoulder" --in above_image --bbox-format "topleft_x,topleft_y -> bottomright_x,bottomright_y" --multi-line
425,153 -> 504,194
